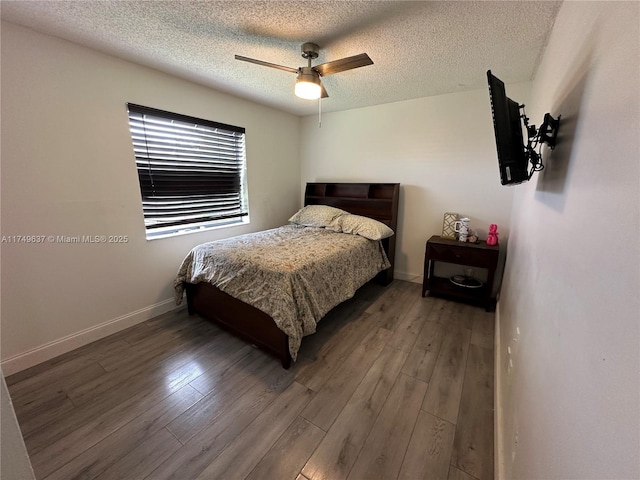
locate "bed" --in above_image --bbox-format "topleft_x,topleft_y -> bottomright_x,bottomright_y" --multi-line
174,182 -> 400,368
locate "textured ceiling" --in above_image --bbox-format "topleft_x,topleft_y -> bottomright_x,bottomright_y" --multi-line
1,1 -> 562,116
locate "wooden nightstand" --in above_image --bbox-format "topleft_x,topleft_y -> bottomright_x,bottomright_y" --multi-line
422,235 -> 502,311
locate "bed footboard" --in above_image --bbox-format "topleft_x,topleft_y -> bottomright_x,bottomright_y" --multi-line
185,282 -> 291,369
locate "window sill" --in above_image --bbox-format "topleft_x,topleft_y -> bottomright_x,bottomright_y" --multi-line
145,217 -> 250,241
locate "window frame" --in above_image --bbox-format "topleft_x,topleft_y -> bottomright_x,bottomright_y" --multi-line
126,103 -> 249,239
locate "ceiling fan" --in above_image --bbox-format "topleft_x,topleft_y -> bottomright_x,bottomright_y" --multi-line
235,42 -> 373,100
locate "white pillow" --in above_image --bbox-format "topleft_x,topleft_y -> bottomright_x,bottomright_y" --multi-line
331,214 -> 394,240
288,204 -> 347,227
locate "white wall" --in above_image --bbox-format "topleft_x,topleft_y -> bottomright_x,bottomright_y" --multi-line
1,370 -> 35,479
0,147 -> 34,479
497,2 -> 640,478
0,21 -> 301,374
300,87 -> 522,282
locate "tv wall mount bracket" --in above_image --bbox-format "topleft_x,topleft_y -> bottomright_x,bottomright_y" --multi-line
520,105 -> 561,178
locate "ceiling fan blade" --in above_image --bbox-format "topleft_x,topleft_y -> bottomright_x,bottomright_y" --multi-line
314,53 -> 373,77
234,55 -> 298,74
320,80 -> 329,98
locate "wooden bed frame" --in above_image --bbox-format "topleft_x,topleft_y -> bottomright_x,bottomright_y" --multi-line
185,182 -> 400,368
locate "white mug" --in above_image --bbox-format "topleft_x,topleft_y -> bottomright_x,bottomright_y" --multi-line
454,217 -> 470,242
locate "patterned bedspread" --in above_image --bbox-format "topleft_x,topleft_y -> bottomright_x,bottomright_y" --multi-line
174,225 -> 390,360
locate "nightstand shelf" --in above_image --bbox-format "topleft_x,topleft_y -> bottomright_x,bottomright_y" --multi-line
422,235 -> 502,311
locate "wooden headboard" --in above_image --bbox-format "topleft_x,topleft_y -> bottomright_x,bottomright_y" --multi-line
304,182 -> 400,285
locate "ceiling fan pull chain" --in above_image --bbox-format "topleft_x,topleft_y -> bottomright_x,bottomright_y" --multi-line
318,96 -> 322,128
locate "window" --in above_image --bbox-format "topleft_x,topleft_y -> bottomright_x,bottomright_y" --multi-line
126,103 -> 248,239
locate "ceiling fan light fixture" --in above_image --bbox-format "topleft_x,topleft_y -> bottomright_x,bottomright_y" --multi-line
295,67 -> 321,100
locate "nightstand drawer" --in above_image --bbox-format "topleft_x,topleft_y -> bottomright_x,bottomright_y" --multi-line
427,243 -> 498,268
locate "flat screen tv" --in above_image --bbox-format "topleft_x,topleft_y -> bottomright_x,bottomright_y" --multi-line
486,70 -> 530,185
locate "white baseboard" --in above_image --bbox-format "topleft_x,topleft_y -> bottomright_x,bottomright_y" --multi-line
494,301 -> 505,480
393,271 -> 422,283
1,299 -> 184,376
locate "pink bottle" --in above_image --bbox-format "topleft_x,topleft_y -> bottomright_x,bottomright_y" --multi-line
486,224 -> 499,246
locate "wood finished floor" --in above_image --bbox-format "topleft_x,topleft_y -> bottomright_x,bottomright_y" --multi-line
7,280 -> 494,480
